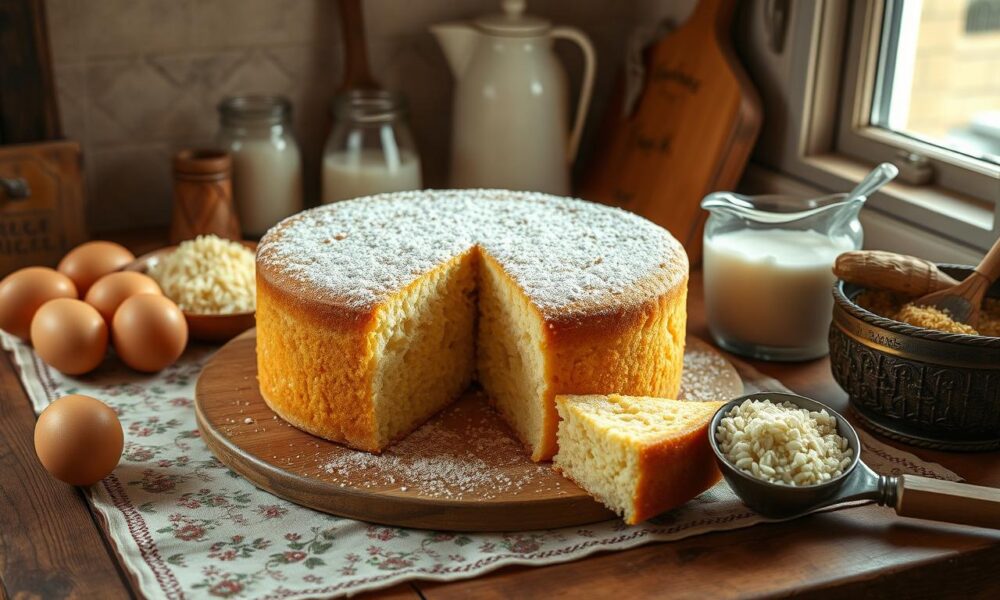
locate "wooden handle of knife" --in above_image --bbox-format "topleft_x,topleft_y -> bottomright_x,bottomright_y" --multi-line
895,475 -> 1000,529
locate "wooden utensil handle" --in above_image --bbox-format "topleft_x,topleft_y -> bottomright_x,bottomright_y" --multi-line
894,475 -> 1000,529
337,0 -> 377,91
973,236 -> 1000,284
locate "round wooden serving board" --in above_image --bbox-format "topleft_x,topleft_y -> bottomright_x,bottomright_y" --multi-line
195,330 -> 744,531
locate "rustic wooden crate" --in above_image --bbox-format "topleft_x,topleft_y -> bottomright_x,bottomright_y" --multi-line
0,140 -> 87,276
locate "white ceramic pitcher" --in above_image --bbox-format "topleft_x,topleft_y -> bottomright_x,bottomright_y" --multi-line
431,0 -> 595,195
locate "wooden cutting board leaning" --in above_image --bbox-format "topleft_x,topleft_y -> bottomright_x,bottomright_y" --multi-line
578,0 -> 762,263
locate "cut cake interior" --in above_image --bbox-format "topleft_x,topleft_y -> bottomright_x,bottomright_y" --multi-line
367,250 -> 554,460
369,250 -> 479,449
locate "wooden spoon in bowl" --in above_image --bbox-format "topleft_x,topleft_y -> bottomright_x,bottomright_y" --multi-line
915,236 -> 1000,327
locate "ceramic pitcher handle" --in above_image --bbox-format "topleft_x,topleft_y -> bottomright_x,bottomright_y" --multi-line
551,26 -> 596,164
894,475 -> 1000,529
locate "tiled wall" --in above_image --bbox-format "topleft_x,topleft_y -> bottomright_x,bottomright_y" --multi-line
46,0 -> 693,233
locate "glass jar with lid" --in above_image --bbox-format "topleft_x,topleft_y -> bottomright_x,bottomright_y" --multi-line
217,95 -> 303,237
322,90 -> 422,203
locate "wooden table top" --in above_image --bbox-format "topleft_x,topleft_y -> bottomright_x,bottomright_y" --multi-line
1,233 -> 997,599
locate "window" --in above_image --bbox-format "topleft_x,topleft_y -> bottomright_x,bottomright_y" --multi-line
872,0 -> 1000,166
836,0 -> 998,248
744,0 -> 999,253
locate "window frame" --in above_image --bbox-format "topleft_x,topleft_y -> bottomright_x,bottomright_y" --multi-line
836,0 -> 1000,198
749,0 -> 999,253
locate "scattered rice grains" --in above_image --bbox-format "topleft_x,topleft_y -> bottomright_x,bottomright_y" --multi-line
856,290 -> 1000,337
716,398 -> 853,486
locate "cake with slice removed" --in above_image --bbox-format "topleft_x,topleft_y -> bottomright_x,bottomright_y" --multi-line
553,394 -> 724,524
255,190 -> 688,461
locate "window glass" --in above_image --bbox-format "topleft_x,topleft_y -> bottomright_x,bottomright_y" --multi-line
871,0 -> 1000,165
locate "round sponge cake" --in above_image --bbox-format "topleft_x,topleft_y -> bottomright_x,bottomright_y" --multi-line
256,189 -> 688,461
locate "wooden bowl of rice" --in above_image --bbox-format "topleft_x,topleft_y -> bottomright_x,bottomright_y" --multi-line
830,264 -> 1000,451
125,237 -> 257,343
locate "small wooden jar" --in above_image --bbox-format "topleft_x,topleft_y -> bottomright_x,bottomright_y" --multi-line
169,149 -> 241,244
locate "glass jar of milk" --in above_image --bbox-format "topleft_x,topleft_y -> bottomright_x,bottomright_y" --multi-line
322,90 -> 422,203
217,95 -> 303,238
701,192 -> 864,361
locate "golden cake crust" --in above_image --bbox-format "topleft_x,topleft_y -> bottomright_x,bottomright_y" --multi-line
256,190 -> 688,458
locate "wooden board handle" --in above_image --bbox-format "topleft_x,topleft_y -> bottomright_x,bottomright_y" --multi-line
895,475 -> 1000,529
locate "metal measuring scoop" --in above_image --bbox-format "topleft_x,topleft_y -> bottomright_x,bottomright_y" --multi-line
708,392 -> 1000,529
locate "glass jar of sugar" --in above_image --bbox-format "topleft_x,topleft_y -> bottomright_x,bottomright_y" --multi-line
701,192 -> 864,361
217,95 -> 303,238
322,90 -> 422,203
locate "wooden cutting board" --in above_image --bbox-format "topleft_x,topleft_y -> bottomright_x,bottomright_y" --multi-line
195,330 -> 744,531
577,0 -> 761,264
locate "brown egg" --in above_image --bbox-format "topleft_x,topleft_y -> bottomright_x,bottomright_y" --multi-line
85,271 -> 162,325
30,299 -> 109,375
0,267 -> 78,341
34,394 -> 123,486
57,241 -> 135,296
112,294 -> 188,372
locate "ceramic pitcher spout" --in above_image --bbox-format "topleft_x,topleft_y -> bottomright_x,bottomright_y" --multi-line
430,23 -> 480,79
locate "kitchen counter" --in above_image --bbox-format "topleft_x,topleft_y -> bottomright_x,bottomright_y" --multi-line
0,231 -> 997,599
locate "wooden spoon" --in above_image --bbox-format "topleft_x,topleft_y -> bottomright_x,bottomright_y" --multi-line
337,0 -> 379,92
914,236 -> 1000,327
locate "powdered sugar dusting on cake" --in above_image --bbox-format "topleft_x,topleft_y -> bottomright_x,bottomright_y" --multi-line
258,190 -> 686,318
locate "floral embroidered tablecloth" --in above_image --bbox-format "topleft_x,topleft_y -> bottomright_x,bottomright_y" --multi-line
2,333 -> 959,599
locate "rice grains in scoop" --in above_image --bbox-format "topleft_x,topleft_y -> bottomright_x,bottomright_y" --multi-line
716,399 -> 853,486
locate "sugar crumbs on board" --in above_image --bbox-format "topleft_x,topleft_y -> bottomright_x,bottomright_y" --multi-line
681,344 -> 741,401
319,395 -> 563,500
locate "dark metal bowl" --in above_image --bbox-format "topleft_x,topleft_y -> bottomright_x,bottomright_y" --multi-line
830,265 -> 1000,451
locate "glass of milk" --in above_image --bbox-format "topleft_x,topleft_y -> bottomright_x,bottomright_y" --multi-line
322,90 -> 422,203
701,191 -> 864,361
217,96 -> 303,238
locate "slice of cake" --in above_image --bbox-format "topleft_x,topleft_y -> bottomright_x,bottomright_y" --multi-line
554,394 -> 724,524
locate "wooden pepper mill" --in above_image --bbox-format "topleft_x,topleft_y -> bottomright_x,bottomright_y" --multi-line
169,149 -> 241,244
